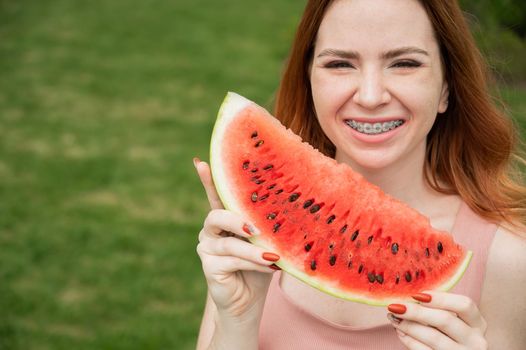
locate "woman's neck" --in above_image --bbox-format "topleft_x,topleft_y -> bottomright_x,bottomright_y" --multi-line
334,149 -> 461,231
335,152 -> 428,206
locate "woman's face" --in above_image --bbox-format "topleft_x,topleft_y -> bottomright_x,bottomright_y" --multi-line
310,0 -> 448,174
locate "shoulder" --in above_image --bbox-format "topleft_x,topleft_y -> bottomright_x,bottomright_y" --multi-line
488,225 -> 526,272
485,225 -> 526,292
480,225 -> 526,349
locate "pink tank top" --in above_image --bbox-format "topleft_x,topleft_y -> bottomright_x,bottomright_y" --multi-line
258,202 -> 497,349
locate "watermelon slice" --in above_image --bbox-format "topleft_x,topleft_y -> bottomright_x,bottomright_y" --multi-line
210,92 -> 472,306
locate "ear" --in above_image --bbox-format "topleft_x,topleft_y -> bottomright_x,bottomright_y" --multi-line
437,82 -> 449,114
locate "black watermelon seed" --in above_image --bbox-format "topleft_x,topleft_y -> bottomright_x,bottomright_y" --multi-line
251,168 -> 258,173
255,179 -> 265,184
437,241 -> 444,253
267,212 -> 277,220
395,273 -> 400,284
309,204 -> 321,214
415,270 -> 420,279
272,223 -> 281,233
310,260 -> 317,271
391,243 -> 399,255
242,161 -> 250,170
405,271 -> 412,282
425,247 -> 430,257
263,164 -> 273,170
275,189 -> 283,195
376,274 -> 384,284
367,272 -> 376,283
259,193 -> 269,201
289,193 -> 300,202
304,242 -> 313,252
367,235 -> 374,245
329,255 -> 337,266
347,260 -> 353,269
303,199 -> 314,209
358,264 -> 364,274
326,215 -> 336,224
251,131 -> 258,139
255,140 -> 264,147
340,224 -> 348,233
251,192 -> 258,202
351,230 -> 360,241
267,184 -> 276,190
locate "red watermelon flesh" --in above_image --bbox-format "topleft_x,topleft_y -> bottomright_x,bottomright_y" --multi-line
210,92 -> 472,306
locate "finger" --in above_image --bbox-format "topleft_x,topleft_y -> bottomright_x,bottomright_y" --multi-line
198,236 -> 279,267
394,328 -> 433,350
392,318 -> 459,350
194,158 -> 224,210
201,209 -> 260,240
200,254 -> 277,277
390,302 -> 470,343
415,291 -> 487,332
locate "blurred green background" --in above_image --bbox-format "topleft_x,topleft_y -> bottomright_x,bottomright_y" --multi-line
0,1 -> 524,349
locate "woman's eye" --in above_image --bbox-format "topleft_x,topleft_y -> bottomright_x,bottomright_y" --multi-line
324,61 -> 353,69
391,60 -> 422,68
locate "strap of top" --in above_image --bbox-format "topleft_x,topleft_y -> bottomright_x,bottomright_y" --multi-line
449,202 -> 498,304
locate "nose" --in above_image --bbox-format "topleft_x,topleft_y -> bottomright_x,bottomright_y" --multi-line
352,69 -> 391,109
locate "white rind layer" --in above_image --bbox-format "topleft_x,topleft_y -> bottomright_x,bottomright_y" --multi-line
210,92 -> 252,216
209,92 -> 473,306
269,248 -> 472,306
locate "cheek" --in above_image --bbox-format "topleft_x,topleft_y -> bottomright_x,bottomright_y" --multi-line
392,80 -> 444,118
311,73 -> 350,117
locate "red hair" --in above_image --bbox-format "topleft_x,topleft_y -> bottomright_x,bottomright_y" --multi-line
274,0 -> 526,229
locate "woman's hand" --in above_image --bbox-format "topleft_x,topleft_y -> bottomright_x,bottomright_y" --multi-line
387,291 -> 488,350
195,158 -> 278,321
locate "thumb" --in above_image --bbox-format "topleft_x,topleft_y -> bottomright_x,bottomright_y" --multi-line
193,158 -> 224,210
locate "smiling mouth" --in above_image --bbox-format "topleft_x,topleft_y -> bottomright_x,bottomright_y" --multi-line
345,119 -> 405,135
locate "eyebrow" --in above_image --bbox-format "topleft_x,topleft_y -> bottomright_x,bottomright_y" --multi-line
316,46 -> 429,59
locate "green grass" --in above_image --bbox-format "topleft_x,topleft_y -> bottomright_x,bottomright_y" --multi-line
0,1 -> 524,349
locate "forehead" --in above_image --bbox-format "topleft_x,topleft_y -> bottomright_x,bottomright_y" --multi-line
316,0 -> 438,53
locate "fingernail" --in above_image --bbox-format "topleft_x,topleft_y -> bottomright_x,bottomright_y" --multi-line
269,264 -> 281,270
262,252 -> 280,262
193,157 -> 201,168
412,292 -> 432,303
387,304 -> 407,315
396,329 -> 406,337
242,224 -> 253,236
242,223 -> 259,235
387,313 -> 402,324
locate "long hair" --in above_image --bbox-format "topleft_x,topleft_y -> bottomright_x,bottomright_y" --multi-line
274,0 -> 526,228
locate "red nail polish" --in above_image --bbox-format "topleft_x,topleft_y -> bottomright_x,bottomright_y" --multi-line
269,264 -> 281,270
388,304 -> 407,315
193,157 -> 201,168
412,293 -> 432,303
262,252 -> 280,262
242,224 -> 253,236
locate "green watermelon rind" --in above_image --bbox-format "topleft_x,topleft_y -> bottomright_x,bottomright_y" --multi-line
266,243 -> 472,306
210,92 -> 473,306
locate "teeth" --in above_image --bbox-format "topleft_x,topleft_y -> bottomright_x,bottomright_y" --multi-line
346,120 -> 404,135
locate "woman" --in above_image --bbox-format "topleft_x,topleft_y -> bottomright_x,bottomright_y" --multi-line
195,0 -> 526,348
